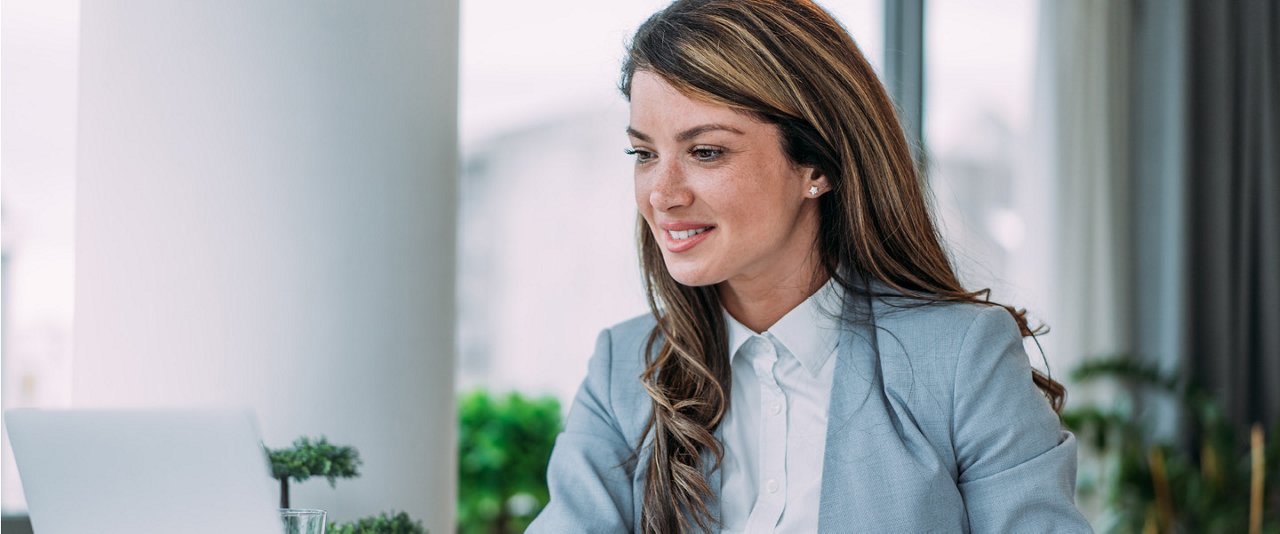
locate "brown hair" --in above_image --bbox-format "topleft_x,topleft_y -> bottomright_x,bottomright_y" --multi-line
621,1 -> 1065,531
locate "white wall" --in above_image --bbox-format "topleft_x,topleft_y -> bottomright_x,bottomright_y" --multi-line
1,0 -> 80,511
73,1 -> 458,530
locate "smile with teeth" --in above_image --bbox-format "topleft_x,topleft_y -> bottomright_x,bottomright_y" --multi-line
668,227 -> 712,240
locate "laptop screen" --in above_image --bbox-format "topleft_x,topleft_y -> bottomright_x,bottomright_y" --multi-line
5,409 -> 282,534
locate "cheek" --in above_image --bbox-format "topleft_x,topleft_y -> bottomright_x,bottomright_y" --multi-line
725,185 -> 800,242
722,183 -> 775,220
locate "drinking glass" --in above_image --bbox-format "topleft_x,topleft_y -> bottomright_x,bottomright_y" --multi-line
280,508 -> 327,534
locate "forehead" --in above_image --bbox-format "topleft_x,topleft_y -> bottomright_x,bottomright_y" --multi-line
628,71 -> 757,133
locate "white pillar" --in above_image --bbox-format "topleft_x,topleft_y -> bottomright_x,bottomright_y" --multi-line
74,1 -> 458,530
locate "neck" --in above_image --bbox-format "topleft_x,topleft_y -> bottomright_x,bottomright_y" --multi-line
720,259 -> 829,333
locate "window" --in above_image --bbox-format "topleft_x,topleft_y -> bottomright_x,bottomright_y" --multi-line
925,0 -> 1043,307
923,1 -> 1057,360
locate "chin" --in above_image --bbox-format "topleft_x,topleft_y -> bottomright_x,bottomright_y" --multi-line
662,259 -> 722,288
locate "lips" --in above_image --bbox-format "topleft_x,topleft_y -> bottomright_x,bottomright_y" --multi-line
658,222 -> 715,253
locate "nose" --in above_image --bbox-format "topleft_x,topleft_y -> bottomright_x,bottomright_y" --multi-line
648,160 -> 693,212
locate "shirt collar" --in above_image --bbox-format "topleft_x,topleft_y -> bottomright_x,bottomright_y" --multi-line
722,277 -> 844,377
724,307 -> 756,363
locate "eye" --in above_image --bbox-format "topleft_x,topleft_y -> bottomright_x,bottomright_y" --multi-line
690,146 -> 724,162
624,148 -> 655,163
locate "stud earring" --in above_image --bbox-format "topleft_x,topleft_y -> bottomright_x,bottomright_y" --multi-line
809,185 -> 820,196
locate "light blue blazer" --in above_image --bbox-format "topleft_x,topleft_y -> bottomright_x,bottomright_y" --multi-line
529,289 -> 1091,533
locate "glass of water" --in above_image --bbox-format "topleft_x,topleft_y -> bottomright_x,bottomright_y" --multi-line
280,508 -> 327,534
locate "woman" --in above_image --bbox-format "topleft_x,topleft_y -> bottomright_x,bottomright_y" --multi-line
529,0 -> 1090,532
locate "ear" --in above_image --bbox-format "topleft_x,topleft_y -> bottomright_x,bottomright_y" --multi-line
804,167 -> 831,198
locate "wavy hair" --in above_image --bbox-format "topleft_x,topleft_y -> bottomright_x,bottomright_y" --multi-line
620,1 -> 1066,531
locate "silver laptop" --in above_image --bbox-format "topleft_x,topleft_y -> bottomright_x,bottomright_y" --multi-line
5,409 -> 283,534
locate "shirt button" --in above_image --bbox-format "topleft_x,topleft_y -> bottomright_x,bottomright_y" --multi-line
767,479 -> 779,493
770,403 -> 782,415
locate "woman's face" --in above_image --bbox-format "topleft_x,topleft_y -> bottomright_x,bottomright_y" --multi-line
628,71 -> 829,290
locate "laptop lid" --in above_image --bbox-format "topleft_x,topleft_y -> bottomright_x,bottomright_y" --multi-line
5,409 -> 283,534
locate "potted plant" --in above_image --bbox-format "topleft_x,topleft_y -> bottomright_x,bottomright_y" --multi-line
327,511 -> 425,534
267,436 -> 362,509
267,436 -> 427,534
1062,357 -> 1279,532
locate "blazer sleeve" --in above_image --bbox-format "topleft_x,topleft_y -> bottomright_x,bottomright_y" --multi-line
527,328 -> 636,533
952,306 -> 1093,533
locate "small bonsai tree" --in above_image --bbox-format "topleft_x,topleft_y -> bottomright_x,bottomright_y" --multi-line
267,436 -> 362,508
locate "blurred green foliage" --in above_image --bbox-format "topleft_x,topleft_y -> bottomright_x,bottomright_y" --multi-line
1063,357 -> 1280,533
458,389 -> 562,534
328,511 -> 426,534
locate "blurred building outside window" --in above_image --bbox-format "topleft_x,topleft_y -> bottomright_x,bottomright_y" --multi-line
923,0 -> 1069,374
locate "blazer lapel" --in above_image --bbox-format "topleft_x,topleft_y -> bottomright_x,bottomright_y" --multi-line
818,289 -> 881,530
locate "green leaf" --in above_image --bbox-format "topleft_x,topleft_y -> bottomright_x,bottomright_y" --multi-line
328,511 -> 426,534
267,436 -> 362,485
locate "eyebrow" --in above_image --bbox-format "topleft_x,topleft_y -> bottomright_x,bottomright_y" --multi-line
626,123 -> 746,143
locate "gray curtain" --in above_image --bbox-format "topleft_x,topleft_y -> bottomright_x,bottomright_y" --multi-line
1183,0 -> 1280,428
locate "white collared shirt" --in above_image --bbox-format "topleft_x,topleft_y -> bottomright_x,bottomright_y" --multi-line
719,280 -> 844,533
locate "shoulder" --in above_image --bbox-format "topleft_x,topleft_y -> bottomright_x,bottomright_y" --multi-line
580,312 -> 657,436
870,293 -> 1010,332
866,294 -> 1021,366
595,312 -> 657,373
604,312 -> 658,349
858,295 -> 1034,432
